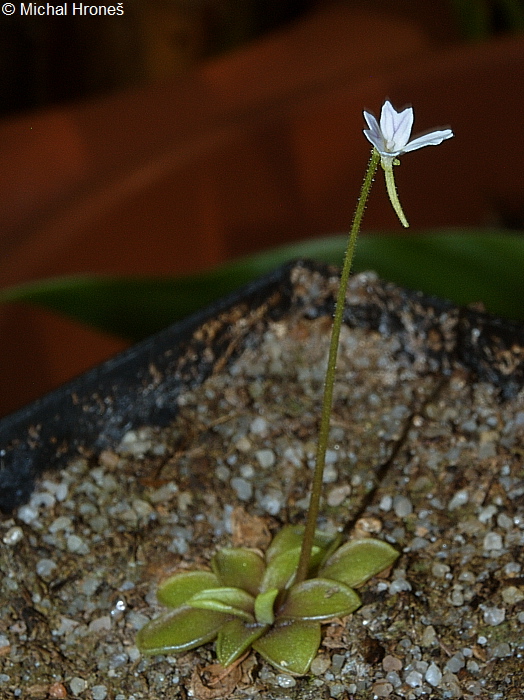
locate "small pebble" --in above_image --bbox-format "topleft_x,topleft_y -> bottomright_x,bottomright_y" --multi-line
48,682 -> 67,699
118,430 -> 152,457
235,436 -> 252,452
240,464 -> 255,479
379,495 -> 393,512
327,485 -> 351,507
322,463 -> 338,483
69,677 -> 88,695
30,491 -> 55,508
255,449 -> 275,469
249,417 -> 268,436
445,653 -> 465,673
421,625 -> 437,647
449,585 -> 464,606
441,671 -> 462,697
148,482 -> 178,503
393,495 -> 413,518
109,652 -> 128,669
425,662 -> 442,687
497,513 -> 513,529
432,563 -> 450,578
257,492 -> 282,515
215,465 -> 230,482
91,686 -> 108,700
49,516 -> 73,533
458,570 -> 475,583
17,505 -> 38,524
331,654 -> 346,674
88,616 -> 111,634
310,655 -> 331,676
3,526 -> 24,545
502,586 -> 524,605
132,498 -> 153,520
389,578 -> 412,594
382,655 -> 402,672
36,558 -> 57,578
385,671 -> 402,688
483,532 -> 503,551
467,659 -> 480,674
491,642 -> 511,658
483,606 -> 505,626
372,680 -> 393,697
230,477 -> 252,501
448,489 -> 469,510
478,505 -> 497,523
328,683 -> 346,697
67,535 -> 89,554
405,670 -> 423,687
276,674 -> 296,688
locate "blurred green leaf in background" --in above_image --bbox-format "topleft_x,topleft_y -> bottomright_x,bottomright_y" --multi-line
0,230 -> 522,342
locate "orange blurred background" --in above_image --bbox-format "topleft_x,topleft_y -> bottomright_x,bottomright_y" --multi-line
1,0 -> 523,416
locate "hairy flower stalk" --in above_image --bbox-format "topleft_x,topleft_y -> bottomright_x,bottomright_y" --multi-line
296,100 -> 453,584
294,148 -> 380,586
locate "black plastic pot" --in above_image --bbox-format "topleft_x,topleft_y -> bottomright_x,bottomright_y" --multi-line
1,259 -> 523,514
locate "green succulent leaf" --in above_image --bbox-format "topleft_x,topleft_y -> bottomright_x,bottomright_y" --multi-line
188,587 -> 255,622
211,548 -> 266,596
136,606 -> 230,655
156,570 -> 220,608
320,538 -> 399,588
261,545 -> 319,593
8,232 -> 524,341
265,524 -> 339,565
216,618 -> 269,667
278,577 -> 361,621
252,619 -> 321,675
254,588 -> 279,625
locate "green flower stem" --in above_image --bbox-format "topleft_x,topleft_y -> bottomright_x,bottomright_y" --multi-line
294,148 -> 380,586
383,160 -> 409,228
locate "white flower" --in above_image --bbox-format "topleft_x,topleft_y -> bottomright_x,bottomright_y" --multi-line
361,100 -> 453,228
363,100 -> 453,165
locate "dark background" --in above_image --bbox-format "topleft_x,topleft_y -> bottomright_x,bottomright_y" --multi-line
2,0 -> 522,119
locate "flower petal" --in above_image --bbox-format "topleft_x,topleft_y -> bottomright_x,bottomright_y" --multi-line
401,128 -> 454,154
216,618 -> 268,667
363,110 -> 384,152
320,538 -> 399,588
380,100 -> 413,152
157,570 -> 220,608
252,619 -> 321,675
278,578 -> 361,621
136,606 -> 229,655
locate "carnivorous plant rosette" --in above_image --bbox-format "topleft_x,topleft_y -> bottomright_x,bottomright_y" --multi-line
137,525 -> 399,674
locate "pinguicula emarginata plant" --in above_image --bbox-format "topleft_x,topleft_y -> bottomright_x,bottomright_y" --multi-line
137,101 -> 454,674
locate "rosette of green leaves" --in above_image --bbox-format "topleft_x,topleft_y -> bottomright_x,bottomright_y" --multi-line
137,525 -> 398,675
